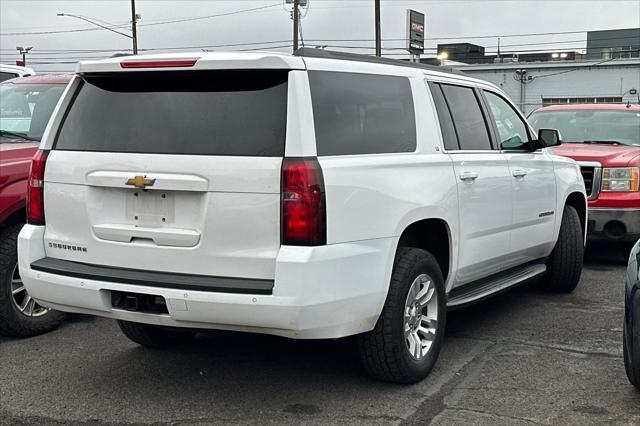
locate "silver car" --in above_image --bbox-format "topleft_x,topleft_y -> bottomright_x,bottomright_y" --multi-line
624,239 -> 640,388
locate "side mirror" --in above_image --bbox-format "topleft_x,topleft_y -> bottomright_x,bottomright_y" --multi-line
535,128 -> 562,149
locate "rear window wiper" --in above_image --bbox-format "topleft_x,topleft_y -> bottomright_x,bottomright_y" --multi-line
0,130 -> 39,142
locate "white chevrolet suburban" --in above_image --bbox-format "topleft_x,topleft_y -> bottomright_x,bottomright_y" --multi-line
18,49 -> 586,383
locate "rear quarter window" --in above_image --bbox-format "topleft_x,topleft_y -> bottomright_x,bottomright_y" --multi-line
308,71 -> 417,156
55,70 -> 289,156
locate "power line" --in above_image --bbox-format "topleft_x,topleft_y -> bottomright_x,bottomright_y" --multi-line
531,57 -> 622,80
1,33 -> 636,56
1,22 -> 130,36
137,2 -> 282,28
2,32 -> 634,55
6,48 -> 638,64
0,3 -> 282,36
8,42 -> 637,61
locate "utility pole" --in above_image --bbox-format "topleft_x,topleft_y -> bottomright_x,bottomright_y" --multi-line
515,69 -> 529,112
292,0 -> 299,52
375,0 -> 381,57
131,0 -> 138,55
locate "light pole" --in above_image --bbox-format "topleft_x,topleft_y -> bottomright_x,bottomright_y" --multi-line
623,88 -> 640,105
57,11 -> 139,54
514,69 -> 533,113
375,0 -> 381,57
16,46 -> 33,66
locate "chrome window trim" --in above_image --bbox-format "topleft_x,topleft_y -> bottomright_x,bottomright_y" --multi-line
444,150 -> 504,155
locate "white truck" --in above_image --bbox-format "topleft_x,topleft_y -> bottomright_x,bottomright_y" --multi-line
18,49 -> 586,383
0,64 -> 35,82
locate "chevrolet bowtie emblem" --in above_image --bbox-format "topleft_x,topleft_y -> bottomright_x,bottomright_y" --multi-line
125,175 -> 156,189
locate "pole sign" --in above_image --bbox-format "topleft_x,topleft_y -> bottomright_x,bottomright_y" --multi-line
406,9 -> 425,55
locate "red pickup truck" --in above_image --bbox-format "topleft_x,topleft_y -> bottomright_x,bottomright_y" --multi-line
529,104 -> 640,255
1,74 -> 71,336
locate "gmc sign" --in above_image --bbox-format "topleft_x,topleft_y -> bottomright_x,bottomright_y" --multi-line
406,9 -> 425,55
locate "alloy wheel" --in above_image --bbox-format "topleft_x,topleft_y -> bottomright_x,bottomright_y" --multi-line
404,273 -> 438,360
9,263 -> 48,317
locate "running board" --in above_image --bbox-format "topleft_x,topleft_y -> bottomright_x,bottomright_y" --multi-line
447,263 -> 547,309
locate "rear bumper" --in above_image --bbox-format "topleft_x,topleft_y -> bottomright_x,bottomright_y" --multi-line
18,225 -> 395,339
587,208 -> 640,243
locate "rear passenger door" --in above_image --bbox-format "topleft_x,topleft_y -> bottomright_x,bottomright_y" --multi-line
481,90 -> 557,265
429,82 -> 513,286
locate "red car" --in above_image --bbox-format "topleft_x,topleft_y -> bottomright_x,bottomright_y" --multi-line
529,104 -> 640,255
0,74 -> 71,336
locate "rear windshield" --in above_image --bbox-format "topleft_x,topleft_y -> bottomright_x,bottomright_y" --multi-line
55,70 -> 289,156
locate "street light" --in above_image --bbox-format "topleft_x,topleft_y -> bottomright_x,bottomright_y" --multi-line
16,46 -> 33,66
436,51 -> 448,66
57,9 -> 139,54
623,88 -> 640,105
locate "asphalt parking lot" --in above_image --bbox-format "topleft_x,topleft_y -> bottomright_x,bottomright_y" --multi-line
1,246 -> 638,425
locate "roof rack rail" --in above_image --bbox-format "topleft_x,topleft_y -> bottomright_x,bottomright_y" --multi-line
293,47 -> 463,75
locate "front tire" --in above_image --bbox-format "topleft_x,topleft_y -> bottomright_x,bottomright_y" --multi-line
0,223 -> 65,337
541,205 -> 584,293
118,320 -> 196,348
622,243 -> 636,263
624,304 -> 640,389
357,247 -> 446,383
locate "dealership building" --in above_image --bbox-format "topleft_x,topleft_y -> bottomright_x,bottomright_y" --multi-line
435,28 -> 640,114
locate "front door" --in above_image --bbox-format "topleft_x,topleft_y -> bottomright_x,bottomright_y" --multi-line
481,90 -> 557,267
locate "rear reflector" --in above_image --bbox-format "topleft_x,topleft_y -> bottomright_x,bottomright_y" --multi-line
281,158 -> 327,246
120,59 -> 198,69
27,150 -> 48,225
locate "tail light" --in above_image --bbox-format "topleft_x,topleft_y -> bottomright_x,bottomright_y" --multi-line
27,150 -> 48,225
281,158 -> 326,246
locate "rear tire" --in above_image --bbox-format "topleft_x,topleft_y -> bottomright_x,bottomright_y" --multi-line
0,223 -> 65,337
118,320 -> 196,348
357,247 -> 446,384
541,205 -> 584,293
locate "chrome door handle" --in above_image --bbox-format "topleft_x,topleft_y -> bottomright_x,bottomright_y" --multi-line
512,169 -> 527,178
459,171 -> 479,181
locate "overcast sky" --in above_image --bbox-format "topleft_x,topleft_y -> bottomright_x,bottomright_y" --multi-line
1,0 -> 639,71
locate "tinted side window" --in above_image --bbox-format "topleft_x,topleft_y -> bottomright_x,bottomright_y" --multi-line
440,84 -> 492,151
309,71 -> 416,156
483,91 -> 530,150
428,82 -> 459,150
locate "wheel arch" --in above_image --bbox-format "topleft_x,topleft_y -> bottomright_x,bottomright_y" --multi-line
0,206 -> 26,229
564,191 -> 587,241
395,218 -> 452,284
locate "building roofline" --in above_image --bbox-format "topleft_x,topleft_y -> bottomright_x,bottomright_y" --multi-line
452,57 -> 640,71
